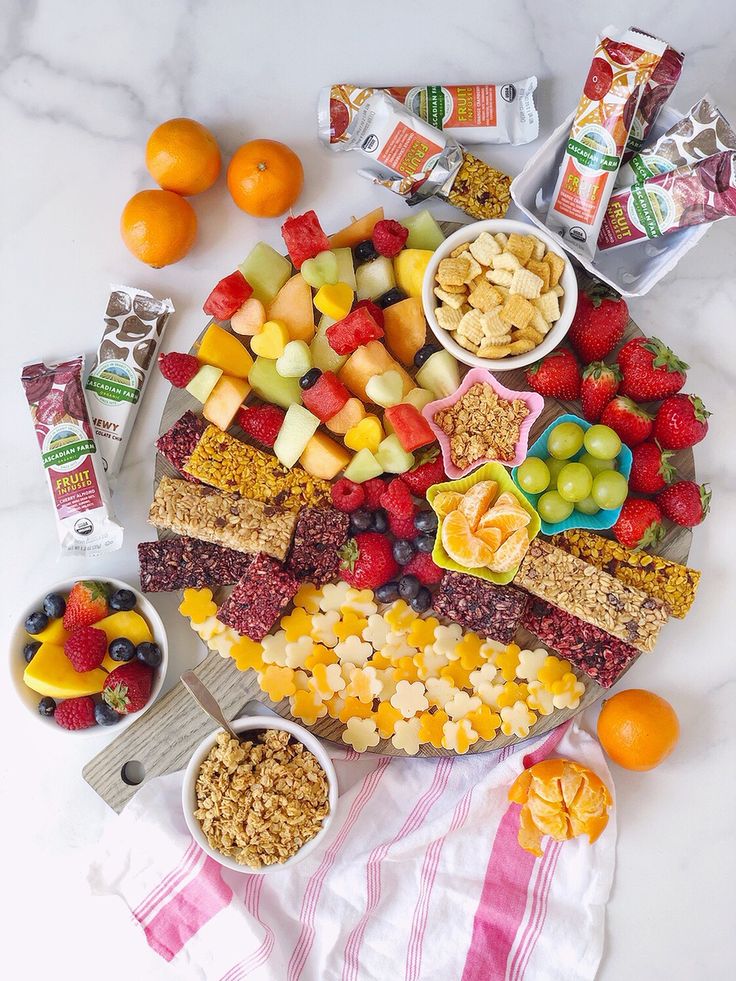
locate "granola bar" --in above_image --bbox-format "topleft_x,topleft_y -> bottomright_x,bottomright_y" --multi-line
444,151 -> 512,220
286,507 -> 350,586
218,553 -> 299,640
523,596 -> 639,688
433,571 -> 528,644
183,424 -> 331,511
156,411 -> 206,483
138,536 -> 252,593
433,382 -> 529,469
148,476 -> 297,561
552,529 -> 700,619
515,539 -> 667,653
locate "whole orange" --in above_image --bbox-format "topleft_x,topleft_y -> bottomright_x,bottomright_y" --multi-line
120,189 -> 197,268
227,139 -> 304,217
597,688 -> 679,771
145,118 -> 221,196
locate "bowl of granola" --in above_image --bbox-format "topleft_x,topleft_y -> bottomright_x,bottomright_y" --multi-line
182,715 -> 338,874
422,218 -> 577,371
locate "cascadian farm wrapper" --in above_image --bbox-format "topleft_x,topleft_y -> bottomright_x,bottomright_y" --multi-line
621,31 -> 684,161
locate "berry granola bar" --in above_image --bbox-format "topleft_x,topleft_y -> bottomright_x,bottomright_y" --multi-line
218,554 -> 299,641
286,507 -> 350,586
138,537 -> 252,592
433,571 -> 528,644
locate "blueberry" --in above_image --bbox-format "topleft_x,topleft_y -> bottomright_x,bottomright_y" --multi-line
375,581 -> 400,604
110,588 -> 136,612
354,239 -> 378,263
24,641 -> 41,664
392,539 -> 415,565
108,637 -> 136,662
371,508 -> 388,533
42,592 -> 66,618
398,574 -> 421,601
415,533 -> 436,553
136,642 -> 163,668
38,697 -> 56,717
378,287 -> 407,309
299,368 -> 322,390
413,343 -> 439,368
95,701 -> 121,726
414,510 -> 438,533
25,611 -> 49,635
350,509 -> 373,534
410,587 -> 432,613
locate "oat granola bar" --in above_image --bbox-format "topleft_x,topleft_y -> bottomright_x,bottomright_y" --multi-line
183,424 -> 331,511
515,539 -> 667,653
433,383 -> 529,469
433,571 -> 528,644
138,537 -> 252,593
286,507 -> 350,586
552,529 -> 700,619
155,411 -> 206,483
217,553 -> 299,640
444,151 -> 512,220
148,476 -> 297,561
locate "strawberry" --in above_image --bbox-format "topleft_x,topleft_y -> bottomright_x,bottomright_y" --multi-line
400,447 -> 446,497
63,580 -> 109,630
388,512 -> 417,538
618,336 -> 688,401
64,626 -> 107,673
330,477 -> 366,513
55,696 -> 96,730
362,477 -> 387,510
401,552 -> 444,585
656,481 -> 711,527
567,281 -> 628,362
340,533 -> 399,589
525,349 -> 581,400
653,394 -> 710,450
580,361 -> 621,422
158,352 -> 200,388
380,479 -> 415,518
600,396 -> 653,447
103,661 -> 154,715
628,442 -> 675,495
372,219 -> 409,258
236,404 -> 286,448
612,497 -> 665,550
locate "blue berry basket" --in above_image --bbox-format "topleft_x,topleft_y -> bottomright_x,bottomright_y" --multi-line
511,413 -> 632,537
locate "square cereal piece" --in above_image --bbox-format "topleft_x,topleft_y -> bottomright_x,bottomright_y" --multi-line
509,337 -> 537,354
500,294 -> 534,330
514,323 -> 545,345
505,233 -> 535,265
531,307 -> 552,336
494,232 -> 509,247
438,256 -> 471,287
478,342 -> 513,358
449,242 -> 472,258
456,335 -> 480,353
552,285 -> 565,297
457,309 -> 485,344
437,282 -> 468,294
468,280 -> 503,313
434,286 -> 465,309
526,259 -> 551,292
492,251 -> 521,272
459,303 -> 473,315
509,268 -> 544,300
534,291 -> 561,323
436,305 -> 464,332
469,274 -> 487,290
481,309 -> 511,338
487,268 -> 513,287
543,251 -> 566,288
457,251 -> 483,283
469,232 -> 502,265
531,236 -> 546,261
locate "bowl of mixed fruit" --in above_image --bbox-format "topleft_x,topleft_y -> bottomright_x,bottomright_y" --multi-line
11,578 -> 168,733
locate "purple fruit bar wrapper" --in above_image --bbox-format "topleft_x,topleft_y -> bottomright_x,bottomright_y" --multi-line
218,553 -> 299,641
138,537 -> 252,593
156,410 -> 206,483
433,571 -> 527,644
286,507 -> 350,585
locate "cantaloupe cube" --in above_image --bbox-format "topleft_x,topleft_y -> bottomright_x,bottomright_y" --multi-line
338,341 -> 415,403
325,397 -> 366,434
197,324 -> 253,379
382,296 -> 427,367
267,274 -> 315,343
329,208 -> 384,249
299,431 -> 351,480
24,643 -> 108,699
203,375 -> 251,431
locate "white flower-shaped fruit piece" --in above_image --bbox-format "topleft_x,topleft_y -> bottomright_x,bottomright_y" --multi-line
261,629 -> 290,666
310,662 -> 346,699
433,623 -> 464,659
475,681 -> 506,709
390,680 -> 429,719
285,635 -> 314,670
206,627 -> 240,657
335,635 -> 373,666
550,673 -> 585,709
345,665 -> 383,703
525,680 -> 555,716
195,615 -> 226,641
362,613 -> 391,650
500,701 -> 537,738
342,716 -> 381,752
414,648 -> 450,681
442,718 -> 479,754
341,588 -> 378,618
425,676 -> 458,709
382,637 -> 418,663
293,669 -> 311,691
444,690 -> 482,721
319,581 -> 354,613
516,648 -> 549,683
311,609 -> 341,647
392,717 -> 423,755
469,662 -> 499,686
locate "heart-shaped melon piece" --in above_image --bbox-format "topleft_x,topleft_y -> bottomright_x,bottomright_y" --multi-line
365,369 -> 404,408
344,414 -> 384,453
251,319 -> 289,360
276,340 -> 312,378
301,250 -> 339,289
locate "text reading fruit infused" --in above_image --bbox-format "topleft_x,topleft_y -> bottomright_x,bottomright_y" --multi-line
377,122 -> 444,177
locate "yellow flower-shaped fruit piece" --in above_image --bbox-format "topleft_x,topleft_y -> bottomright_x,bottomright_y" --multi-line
550,673 -> 585,709
526,680 -> 555,716
392,717 -> 423,755
444,690 -> 481,721
440,660 -> 473,690
407,616 -> 439,651
230,635 -> 265,673
325,694 -> 346,719
179,587 -> 217,624
373,700 -> 403,739
319,581 -> 354,613
414,648 -> 449,681
393,656 -> 420,683
345,665 -> 382,703
493,643 -> 521,681
342,716 -> 380,752
496,681 -> 529,709
384,599 -> 417,634
500,700 -> 537,738
259,665 -> 297,702
442,718 -> 479,754
334,635 -> 372,666
340,588 -> 378,618
418,710 -> 449,749
290,688 -> 328,726
261,630 -> 289,666
537,655 -> 572,691
369,649 -> 391,670
311,609 -> 341,647
195,615 -> 226,641
304,643 -> 337,670
334,612 -> 369,644
338,696 -> 373,723
390,679 -> 429,719
293,581 -> 322,614
310,662 -> 346,699
280,607 -> 314,643
516,647 -> 549,683
454,632 -> 485,671
467,705 -> 501,741
434,623 -> 464,659
285,635 -> 314,670
425,676 -> 457,709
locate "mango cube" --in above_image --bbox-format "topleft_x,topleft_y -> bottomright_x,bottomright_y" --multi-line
197,324 -> 253,379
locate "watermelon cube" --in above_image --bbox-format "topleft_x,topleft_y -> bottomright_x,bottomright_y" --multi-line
301,371 -> 350,422
281,211 -> 330,269
203,271 -> 253,320
353,298 -> 384,329
326,307 -> 384,356
383,403 -> 436,453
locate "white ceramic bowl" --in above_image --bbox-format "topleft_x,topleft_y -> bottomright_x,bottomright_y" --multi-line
182,715 -> 338,875
422,218 -> 577,371
9,577 -> 168,735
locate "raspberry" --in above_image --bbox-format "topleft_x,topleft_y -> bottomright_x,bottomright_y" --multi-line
158,352 -> 200,388
380,478 -> 415,518
55,696 -> 96,731
64,626 -> 107,672
362,477 -> 387,510
388,512 -> 417,539
402,552 -> 444,585
331,478 -> 366,513
236,404 -> 286,448
353,299 -> 384,330
372,219 -> 409,258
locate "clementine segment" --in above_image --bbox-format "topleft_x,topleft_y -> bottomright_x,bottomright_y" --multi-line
597,688 -> 679,771
432,491 -> 463,517
441,509 -> 493,568
227,139 -> 304,217
476,525 -> 502,551
458,480 -> 498,530
486,528 -> 530,573
120,189 -> 197,268
478,504 -> 530,539
145,117 -> 221,196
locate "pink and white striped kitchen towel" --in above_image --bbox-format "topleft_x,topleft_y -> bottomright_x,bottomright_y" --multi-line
89,720 -> 615,981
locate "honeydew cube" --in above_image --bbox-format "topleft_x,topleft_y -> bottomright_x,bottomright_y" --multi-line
310,315 -> 348,374
186,364 -> 223,403
203,375 -> 251,431
248,357 -> 302,410
333,248 -> 357,290
273,404 -> 320,468
376,434 -> 415,474
356,256 -> 396,301
415,349 -> 461,399
343,448 -> 383,483
239,243 -> 292,305
399,210 -> 445,251
404,387 -> 436,412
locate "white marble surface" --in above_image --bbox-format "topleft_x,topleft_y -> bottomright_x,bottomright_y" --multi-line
1,1 -> 735,978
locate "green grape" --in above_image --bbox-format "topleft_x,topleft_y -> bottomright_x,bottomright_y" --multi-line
591,470 -> 629,509
583,424 -> 622,461
579,452 -> 617,477
575,495 -> 601,515
545,456 -> 567,485
547,422 -> 585,460
517,457 -> 550,494
557,462 -> 593,502
537,490 -> 574,523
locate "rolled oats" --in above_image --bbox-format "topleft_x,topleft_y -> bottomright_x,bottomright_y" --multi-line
433,382 -> 530,469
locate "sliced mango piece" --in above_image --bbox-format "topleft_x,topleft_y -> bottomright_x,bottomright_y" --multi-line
197,324 -> 254,379
24,643 -> 107,699
30,617 -> 69,647
97,610 -> 154,671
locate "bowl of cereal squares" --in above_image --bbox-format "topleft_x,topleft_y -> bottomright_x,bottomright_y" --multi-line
182,715 -> 338,874
422,218 -> 577,371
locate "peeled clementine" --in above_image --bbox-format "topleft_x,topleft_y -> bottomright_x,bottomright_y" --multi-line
145,117 -> 221,196
441,509 -> 493,568
120,189 -> 197,268
597,688 -> 679,771
227,139 -> 304,217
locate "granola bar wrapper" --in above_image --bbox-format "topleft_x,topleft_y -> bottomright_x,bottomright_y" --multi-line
621,32 -> 684,162
546,26 -> 666,259
21,355 -> 123,556
598,151 -> 736,250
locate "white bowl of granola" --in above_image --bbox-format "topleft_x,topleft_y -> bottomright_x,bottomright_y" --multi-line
422,218 -> 577,371
182,716 -> 338,874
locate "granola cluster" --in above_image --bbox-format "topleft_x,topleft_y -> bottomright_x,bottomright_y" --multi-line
433,383 -> 529,469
